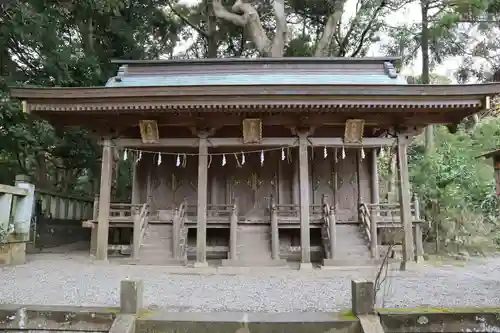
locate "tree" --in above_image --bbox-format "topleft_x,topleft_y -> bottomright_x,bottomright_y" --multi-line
166,0 -> 405,58
0,0 -> 184,197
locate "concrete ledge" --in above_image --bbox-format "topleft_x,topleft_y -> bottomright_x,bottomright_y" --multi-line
220,259 -> 288,267
378,308 -> 500,333
120,258 -> 187,266
0,305 -> 115,331
136,311 -> 360,333
322,258 -> 387,267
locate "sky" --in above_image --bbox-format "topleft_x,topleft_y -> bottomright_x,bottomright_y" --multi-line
172,0 -> 487,82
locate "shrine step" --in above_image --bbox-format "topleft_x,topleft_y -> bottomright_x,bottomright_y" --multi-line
235,225 -> 272,261
137,224 -> 174,260
324,224 -> 372,262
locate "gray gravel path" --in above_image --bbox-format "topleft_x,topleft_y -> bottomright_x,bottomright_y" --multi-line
1,253 -> 500,312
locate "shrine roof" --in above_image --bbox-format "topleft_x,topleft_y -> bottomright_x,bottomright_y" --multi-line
104,57 -> 407,87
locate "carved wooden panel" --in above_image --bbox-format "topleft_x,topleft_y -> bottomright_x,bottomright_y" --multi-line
335,149 -> 359,222
150,154 -> 197,210
311,148 -> 335,205
230,151 -> 277,219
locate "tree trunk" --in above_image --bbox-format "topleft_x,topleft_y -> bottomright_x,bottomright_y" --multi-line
421,0 -> 433,153
314,0 -> 347,57
206,0 -> 218,58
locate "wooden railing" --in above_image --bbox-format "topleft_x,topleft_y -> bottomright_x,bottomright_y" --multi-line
359,196 -> 422,258
131,203 -> 149,259
108,203 -> 145,219
359,203 -> 376,258
35,189 -> 93,221
363,198 -> 421,225
272,203 -> 323,222
173,200 -> 188,260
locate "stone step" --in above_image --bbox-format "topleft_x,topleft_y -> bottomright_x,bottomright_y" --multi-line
138,225 -> 175,261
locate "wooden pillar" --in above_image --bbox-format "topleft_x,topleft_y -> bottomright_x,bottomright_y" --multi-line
271,204 -> 280,260
229,203 -> 238,260
370,148 -> 380,258
195,136 -> 208,267
328,208 -> 336,260
292,151 -> 300,205
131,158 -> 140,205
397,135 -> 414,268
96,139 -> 113,261
277,158 -> 285,204
145,154 -> 153,206
298,134 -> 312,268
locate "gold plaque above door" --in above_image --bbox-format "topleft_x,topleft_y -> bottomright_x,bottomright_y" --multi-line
242,118 -> 262,144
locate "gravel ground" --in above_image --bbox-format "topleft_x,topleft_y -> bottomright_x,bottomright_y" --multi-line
1,252 -> 500,312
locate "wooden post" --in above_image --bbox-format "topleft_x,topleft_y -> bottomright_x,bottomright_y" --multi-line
132,206 -> 142,260
271,203 -> 280,260
172,208 -> 180,260
397,135 -> 414,268
298,134 -> 312,269
131,158 -> 140,205
370,148 -> 380,258
229,202 -> 238,260
292,151 -> 300,205
96,139 -> 113,261
195,136 -> 208,267
93,194 -> 99,220
328,207 -> 336,260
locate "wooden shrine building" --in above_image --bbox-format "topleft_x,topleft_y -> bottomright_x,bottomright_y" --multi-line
11,57 -> 500,268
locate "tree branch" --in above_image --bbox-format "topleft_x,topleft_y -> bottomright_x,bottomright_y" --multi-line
270,0 -> 287,57
350,0 -> 387,56
213,0 -> 274,56
212,0 -> 247,26
166,2 -> 208,38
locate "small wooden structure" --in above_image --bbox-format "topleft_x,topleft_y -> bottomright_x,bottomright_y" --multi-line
478,148 -> 500,197
11,57 -> 500,268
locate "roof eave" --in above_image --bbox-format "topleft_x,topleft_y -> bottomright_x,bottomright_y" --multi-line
9,83 -> 500,100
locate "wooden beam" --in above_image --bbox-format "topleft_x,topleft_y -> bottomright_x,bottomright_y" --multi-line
112,137 -> 395,148
45,111 -> 468,129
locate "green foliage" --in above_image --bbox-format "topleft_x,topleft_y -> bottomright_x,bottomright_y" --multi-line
0,0 -> 182,198
409,120 -> 500,251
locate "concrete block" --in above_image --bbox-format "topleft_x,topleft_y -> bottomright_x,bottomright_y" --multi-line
109,314 -> 136,333
120,280 -> 143,314
351,280 -> 374,315
193,261 -> 209,268
299,262 -> 313,270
